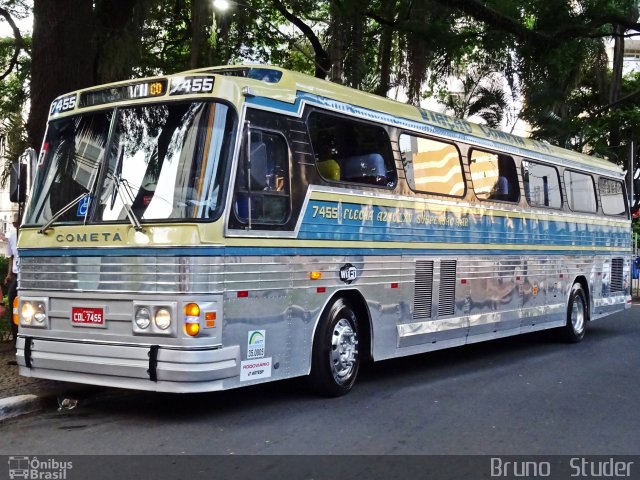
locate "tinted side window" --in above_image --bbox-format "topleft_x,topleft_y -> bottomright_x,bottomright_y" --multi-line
599,177 -> 627,216
399,134 -> 465,196
522,160 -> 562,209
307,111 -> 396,188
234,129 -> 290,225
564,170 -> 596,213
469,150 -> 519,202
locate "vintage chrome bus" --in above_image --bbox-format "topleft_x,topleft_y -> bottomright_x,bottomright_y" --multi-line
16,65 -> 631,396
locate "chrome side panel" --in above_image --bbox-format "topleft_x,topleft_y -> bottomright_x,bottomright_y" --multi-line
18,251 -> 630,392
20,255 -> 225,294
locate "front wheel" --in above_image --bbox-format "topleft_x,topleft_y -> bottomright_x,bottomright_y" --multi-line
310,298 -> 361,397
562,283 -> 587,343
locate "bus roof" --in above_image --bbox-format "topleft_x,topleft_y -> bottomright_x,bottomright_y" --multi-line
49,63 -> 623,177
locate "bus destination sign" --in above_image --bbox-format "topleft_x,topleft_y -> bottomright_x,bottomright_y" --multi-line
79,79 -> 167,108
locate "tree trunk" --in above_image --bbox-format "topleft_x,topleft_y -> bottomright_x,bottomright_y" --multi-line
94,0 -> 145,83
609,24 -> 624,106
190,0 -> 212,68
327,3 -> 344,83
609,23 -> 625,160
28,0 -> 96,151
374,0 -> 396,97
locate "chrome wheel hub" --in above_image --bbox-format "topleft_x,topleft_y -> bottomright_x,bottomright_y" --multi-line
571,295 -> 585,334
330,318 -> 358,382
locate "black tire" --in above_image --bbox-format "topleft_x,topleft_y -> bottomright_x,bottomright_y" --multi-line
310,298 -> 361,397
562,283 -> 587,343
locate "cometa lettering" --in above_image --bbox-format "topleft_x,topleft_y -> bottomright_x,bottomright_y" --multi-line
55,232 -> 123,243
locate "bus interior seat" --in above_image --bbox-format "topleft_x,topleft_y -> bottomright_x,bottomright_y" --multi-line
341,153 -> 387,185
317,158 -> 341,180
494,176 -> 510,199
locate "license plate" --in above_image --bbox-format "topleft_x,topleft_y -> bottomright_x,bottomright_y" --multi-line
71,307 -> 105,327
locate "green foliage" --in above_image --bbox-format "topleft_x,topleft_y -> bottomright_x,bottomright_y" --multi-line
0,255 -> 8,283
1,0 -> 639,178
0,0 -> 30,188
441,68 -> 509,128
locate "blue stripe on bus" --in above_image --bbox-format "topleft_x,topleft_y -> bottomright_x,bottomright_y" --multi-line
300,200 -> 630,248
20,246 -> 630,258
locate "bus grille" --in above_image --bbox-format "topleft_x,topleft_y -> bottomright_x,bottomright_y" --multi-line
413,260 -> 434,320
610,257 -> 624,293
438,260 -> 457,317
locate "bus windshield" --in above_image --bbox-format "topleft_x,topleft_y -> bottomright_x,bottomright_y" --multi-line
25,101 -> 235,226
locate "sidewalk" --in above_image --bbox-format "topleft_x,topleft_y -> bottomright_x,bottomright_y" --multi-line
0,342 -> 96,420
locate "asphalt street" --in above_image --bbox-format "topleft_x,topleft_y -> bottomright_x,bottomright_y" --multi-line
1,307 -> 639,456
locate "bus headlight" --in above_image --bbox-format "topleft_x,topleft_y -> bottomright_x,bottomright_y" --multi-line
154,308 -> 172,330
21,302 -> 34,326
134,307 -> 151,329
20,299 -> 48,328
132,302 -> 176,335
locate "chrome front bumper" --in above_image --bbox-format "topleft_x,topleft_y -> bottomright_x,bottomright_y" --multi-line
16,336 -> 240,393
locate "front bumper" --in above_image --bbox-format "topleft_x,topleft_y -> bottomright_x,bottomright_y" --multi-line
16,336 -> 240,393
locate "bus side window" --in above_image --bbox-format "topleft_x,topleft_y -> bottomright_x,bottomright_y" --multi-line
234,129 -> 290,225
564,170 -> 597,213
469,149 -> 519,203
306,110 -> 396,188
522,159 -> 562,209
399,133 -> 465,197
598,177 -> 627,217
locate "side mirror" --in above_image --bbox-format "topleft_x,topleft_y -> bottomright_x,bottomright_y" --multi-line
9,161 -> 27,203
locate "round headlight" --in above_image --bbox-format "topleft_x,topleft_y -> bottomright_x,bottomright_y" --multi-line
21,302 -> 34,325
154,308 -> 171,330
33,303 -> 46,324
135,307 -> 151,329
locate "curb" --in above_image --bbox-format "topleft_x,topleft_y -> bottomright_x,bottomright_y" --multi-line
0,385 -> 112,422
0,394 -> 44,421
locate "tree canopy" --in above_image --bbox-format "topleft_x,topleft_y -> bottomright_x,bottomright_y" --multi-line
0,0 -> 638,173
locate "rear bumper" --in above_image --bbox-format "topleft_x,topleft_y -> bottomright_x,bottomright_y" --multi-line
16,336 -> 240,393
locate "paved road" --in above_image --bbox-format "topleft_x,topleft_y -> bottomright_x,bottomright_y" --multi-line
1,308 -> 639,455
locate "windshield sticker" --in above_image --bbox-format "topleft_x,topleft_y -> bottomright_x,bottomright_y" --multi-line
76,195 -> 91,217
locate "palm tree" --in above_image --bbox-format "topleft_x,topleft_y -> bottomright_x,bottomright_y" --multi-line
443,69 -> 509,129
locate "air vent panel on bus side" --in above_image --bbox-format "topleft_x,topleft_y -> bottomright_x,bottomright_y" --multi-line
413,260 -> 434,320
611,257 -> 624,293
438,260 -> 457,317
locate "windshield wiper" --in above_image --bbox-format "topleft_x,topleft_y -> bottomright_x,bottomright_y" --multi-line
112,175 -> 143,232
38,192 -> 90,234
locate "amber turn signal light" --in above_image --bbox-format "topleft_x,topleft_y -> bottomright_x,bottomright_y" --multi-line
184,303 -> 200,317
184,322 -> 200,337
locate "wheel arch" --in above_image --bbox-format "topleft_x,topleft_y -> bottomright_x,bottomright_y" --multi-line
311,289 -> 373,364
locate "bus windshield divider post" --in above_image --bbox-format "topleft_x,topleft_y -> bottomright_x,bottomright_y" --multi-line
245,121 -> 252,230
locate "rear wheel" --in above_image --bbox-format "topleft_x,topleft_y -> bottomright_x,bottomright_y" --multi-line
563,283 -> 587,343
310,298 -> 361,397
